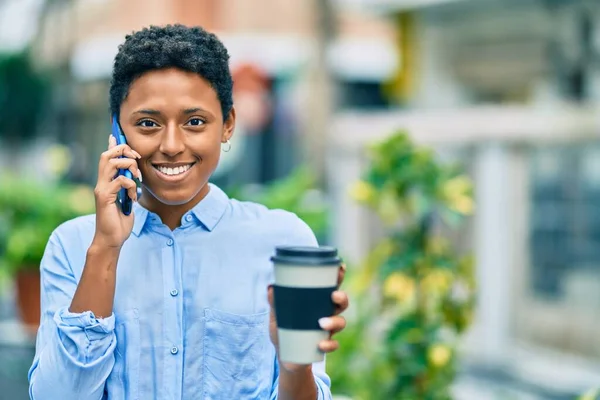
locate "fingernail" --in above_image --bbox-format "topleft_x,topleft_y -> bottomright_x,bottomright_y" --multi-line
138,171 -> 143,182
109,135 -> 116,146
318,317 -> 332,330
134,151 -> 142,159
332,291 -> 343,302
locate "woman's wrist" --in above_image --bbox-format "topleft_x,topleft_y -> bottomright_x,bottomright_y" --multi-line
277,363 -> 317,400
90,234 -> 123,253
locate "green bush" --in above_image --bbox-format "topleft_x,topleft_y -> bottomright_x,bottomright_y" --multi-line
0,165 -> 325,277
226,167 -> 329,240
0,174 -> 95,275
328,131 -> 476,399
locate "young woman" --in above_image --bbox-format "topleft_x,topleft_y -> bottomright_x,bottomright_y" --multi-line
27,24 -> 348,400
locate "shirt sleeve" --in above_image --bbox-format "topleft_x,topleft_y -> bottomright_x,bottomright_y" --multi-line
270,358 -> 333,400
282,213 -> 320,248
28,229 -> 117,400
269,213 -> 334,399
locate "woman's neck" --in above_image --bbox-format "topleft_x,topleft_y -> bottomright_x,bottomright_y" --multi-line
138,184 -> 210,230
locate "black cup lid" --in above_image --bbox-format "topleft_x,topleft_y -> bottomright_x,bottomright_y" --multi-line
271,246 -> 342,266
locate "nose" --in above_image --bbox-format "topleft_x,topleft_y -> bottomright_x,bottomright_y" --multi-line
159,122 -> 186,157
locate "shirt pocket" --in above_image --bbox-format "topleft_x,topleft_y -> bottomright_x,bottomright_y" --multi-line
203,308 -> 274,399
106,309 -> 140,400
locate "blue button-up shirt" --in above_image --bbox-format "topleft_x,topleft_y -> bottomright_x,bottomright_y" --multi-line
28,184 -> 332,399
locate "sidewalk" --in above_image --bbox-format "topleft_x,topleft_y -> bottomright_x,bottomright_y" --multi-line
453,363 -> 577,400
453,374 -> 548,400
0,321 -> 34,400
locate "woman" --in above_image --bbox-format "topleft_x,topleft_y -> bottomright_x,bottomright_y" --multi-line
28,24 -> 348,399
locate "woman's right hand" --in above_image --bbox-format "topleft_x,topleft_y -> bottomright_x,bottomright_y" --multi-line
92,135 -> 143,249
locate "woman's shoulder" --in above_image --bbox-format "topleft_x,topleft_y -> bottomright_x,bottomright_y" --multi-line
50,214 -> 96,247
228,198 -> 302,226
227,199 -> 317,246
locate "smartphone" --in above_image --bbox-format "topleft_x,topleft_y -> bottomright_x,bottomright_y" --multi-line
111,114 -> 134,216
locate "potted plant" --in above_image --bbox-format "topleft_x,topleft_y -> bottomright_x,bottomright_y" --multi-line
328,131 -> 476,399
0,174 -> 95,333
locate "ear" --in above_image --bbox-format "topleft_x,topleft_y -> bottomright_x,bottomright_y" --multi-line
222,107 -> 236,143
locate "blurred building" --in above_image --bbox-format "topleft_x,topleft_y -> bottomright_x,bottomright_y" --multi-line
329,0 -> 600,397
3,0 -> 600,398
0,1 -> 401,398
27,0 -> 398,187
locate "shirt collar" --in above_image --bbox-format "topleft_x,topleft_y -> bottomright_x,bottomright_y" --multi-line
131,183 -> 229,236
131,203 -> 148,236
190,183 -> 229,231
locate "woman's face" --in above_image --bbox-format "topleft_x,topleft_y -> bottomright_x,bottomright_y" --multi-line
119,67 -> 235,208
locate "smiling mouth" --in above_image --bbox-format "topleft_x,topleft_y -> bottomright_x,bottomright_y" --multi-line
152,163 -> 196,177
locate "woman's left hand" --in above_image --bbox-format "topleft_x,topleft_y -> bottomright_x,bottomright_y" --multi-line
268,264 -> 349,370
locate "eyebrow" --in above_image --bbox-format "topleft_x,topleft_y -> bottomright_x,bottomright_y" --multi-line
133,108 -> 210,116
134,109 -> 161,116
183,107 -> 206,114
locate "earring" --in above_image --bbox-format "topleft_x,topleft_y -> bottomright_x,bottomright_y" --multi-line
222,139 -> 231,153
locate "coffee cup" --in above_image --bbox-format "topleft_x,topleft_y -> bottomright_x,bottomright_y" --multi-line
271,246 -> 341,365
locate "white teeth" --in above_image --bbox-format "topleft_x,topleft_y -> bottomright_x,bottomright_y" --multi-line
156,164 -> 192,176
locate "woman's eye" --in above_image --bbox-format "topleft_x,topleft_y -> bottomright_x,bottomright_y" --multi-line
187,118 -> 205,126
137,120 -> 158,128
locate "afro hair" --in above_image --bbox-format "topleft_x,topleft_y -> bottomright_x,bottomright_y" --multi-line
109,24 -> 233,120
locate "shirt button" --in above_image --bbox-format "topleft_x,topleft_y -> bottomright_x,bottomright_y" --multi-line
167,238 -> 174,246
185,214 -> 193,222
170,346 -> 179,355
170,289 -> 179,297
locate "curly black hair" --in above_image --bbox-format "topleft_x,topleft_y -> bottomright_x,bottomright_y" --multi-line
109,24 -> 233,120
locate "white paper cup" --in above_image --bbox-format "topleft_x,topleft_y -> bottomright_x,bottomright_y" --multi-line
271,246 -> 341,365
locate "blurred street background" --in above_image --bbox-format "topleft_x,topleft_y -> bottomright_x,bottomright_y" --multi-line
2,0 -> 600,399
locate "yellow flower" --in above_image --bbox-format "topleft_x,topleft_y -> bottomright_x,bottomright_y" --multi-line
440,175 -> 475,215
448,195 -> 475,215
428,344 -> 452,368
349,180 -> 376,204
383,272 -> 415,304
441,176 -> 471,198
421,270 -> 452,295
